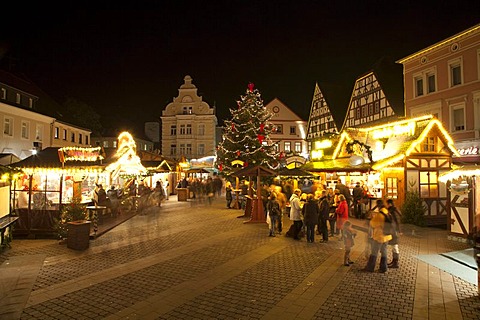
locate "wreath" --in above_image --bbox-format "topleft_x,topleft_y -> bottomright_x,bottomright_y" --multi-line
345,140 -> 373,163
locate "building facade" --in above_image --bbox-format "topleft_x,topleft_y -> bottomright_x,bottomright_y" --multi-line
398,23 -> 480,162
264,98 -> 308,168
161,75 -> 217,160
1,70 -> 91,160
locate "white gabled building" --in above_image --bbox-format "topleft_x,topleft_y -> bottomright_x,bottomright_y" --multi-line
264,98 -> 308,167
161,75 -> 217,160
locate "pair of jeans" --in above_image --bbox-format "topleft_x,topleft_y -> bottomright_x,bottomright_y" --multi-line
306,223 -> 315,242
293,220 -> 303,239
269,215 -> 278,236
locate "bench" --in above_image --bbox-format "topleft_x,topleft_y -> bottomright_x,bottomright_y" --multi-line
0,216 -> 19,248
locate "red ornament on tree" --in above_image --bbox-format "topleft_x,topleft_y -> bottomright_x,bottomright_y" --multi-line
219,164 -> 223,171
260,123 -> 264,133
244,161 -> 248,167
248,82 -> 255,92
236,150 -> 241,156
257,134 -> 264,144
231,123 -> 236,132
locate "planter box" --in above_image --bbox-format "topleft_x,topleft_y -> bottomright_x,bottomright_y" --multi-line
67,220 -> 91,250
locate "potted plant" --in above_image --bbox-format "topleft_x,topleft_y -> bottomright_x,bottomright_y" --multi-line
55,197 -> 91,250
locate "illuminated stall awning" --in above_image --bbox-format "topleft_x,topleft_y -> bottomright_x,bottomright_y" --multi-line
439,165 -> 480,183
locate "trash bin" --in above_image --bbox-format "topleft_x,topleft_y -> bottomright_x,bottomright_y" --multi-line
176,188 -> 188,201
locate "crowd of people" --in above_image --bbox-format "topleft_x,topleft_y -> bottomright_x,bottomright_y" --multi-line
259,178 -> 402,272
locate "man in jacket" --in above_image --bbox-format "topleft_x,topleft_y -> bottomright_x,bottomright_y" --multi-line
289,189 -> 303,240
364,199 -> 393,273
317,190 -> 330,242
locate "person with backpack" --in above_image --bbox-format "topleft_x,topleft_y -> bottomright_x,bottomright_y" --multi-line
386,198 -> 402,268
363,199 -> 393,273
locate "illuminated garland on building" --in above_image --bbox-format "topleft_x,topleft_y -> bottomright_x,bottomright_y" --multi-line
58,146 -> 104,162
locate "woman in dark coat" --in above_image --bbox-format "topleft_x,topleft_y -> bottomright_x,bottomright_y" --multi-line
302,193 -> 320,243
225,181 -> 233,208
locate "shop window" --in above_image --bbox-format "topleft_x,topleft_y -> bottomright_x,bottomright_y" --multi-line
170,125 -> 177,136
423,136 -> 435,152
419,171 -> 439,198
284,142 -> 291,152
385,177 -> 398,199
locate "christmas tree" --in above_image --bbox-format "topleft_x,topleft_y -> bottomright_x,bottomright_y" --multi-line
216,83 -> 279,176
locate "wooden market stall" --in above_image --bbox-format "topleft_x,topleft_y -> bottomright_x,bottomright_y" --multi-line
306,115 -> 459,226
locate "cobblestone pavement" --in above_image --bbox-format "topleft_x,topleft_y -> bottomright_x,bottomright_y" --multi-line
1,195 -> 480,319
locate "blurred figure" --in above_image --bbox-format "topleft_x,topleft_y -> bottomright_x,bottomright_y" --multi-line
267,193 -> 282,237
335,194 -> 349,240
386,198 -> 402,268
225,181 -> 233,209
107,185 -> 120,216
289,189 -> 303,240
274,185 -> 287,234
317,190 -> 330,242
302,193 -> 319,243
343,220 -> 357,266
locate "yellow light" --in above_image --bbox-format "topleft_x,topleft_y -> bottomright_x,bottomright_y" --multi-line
333,132 -> 351,159
372,154 -> 405,171
311,150 -> 324,160
231,160 -> 245,166
314,139 -> 333,149
371,122 -> 416,139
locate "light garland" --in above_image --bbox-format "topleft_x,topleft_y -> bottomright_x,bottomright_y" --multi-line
58,146 -> 104,162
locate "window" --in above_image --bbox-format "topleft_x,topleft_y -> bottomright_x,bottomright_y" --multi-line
275,124 -> 283,134
374,102 -> 380,113
182,106 -> 192,114
54,127 -> 59,139
179,144 -> 185,155
362,106 -> 367,117
186,144 -> 192,154
356,108 -> 361,119
294,142 -> 302,153
419,171 -> 438,198
427,73 -> 436,93
16,93 -> 21,104
113,140 -> 117,148
284,142 -> 291,152
28,98 -> 33,108
35,124 -> 43,141
170,144 -> 177,156
62,129 -> 67,140
85,135 -> 89,145
385,177 -> 398,199
3,117 -> 13,136
423,136 -> 436,152
198,144 -> 205,155
79,134 -> 83,144
449,58 -> 463,87
368,104 -> 373,115
290,126 -> 296,135
103,141 -> 109,148
170,125 -> 177,136
186,124 -> 192,135
21,121 -> 29,139
71,132 -> 75,143
273,143 -> 279,152
180,124 -> 186,135
415,77 -> 424,97
198,124 -> 205,136
452,106 -> 465,131
1,88 -> 6,99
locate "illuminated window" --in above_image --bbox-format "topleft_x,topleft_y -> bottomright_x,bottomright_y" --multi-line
452,105 -> 465,131
419,171 -> 438,198
4,117 -> 13,136
54,127 -> 59,139
449,58 -> 463,87
1,88 -> 5,99
186,124 -> 192,135
16,93 -> 21,104
284,142 -> 291,152
62,129 -> 67,140
273,143 -> 279,152
113,140 -> 117,148
290,126 -> 296,135
423,136 -> 435,152
182,106 -> 192,114
103,141 -> 109,148
170,144 -> 177,156
170,125 -> 177,135
294,142 -> 302,153
28,98 -> 33,108
385,177 -> 398,199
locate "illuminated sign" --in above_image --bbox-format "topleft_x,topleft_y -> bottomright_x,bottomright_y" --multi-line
372,122 -> 415,139
58,147 -> 104,162
457,146 -> 479,156
311,150 -> 324,160
314,139 -> 333,149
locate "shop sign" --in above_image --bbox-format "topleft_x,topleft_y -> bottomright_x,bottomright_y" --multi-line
371,122 -> 415,139
58,147 -> 104,163
457,145 -> 480,156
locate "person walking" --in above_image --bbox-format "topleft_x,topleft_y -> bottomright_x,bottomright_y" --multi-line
363,199 -> 393,273
343,220 -> 357,266
225,181 -> 233,209
317,190 -> 330,242
289,189 -> 303,240
302,193 -> 319,243
352,182 -> 364,219
154,181 -> 165,207
274,185 -> 287,234
386,198 -> 402,268
335,194 -> 349,240
107,185 -> 120,216
335,178 -> 352,217
267,193 -> 282,237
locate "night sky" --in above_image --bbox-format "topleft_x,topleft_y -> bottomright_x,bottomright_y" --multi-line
1,1 -> 479,133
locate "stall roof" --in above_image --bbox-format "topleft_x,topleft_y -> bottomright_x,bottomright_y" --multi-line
11,147 -> 106,169
276,167 -> 316,177
303,158 -> 371,173
232,165 -> 277,177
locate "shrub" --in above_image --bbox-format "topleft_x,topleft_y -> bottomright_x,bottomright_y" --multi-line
54,197 -> 88,239
400,191 -> 426,227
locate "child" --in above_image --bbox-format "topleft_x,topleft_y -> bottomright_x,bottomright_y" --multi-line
343,220 -> 357,266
